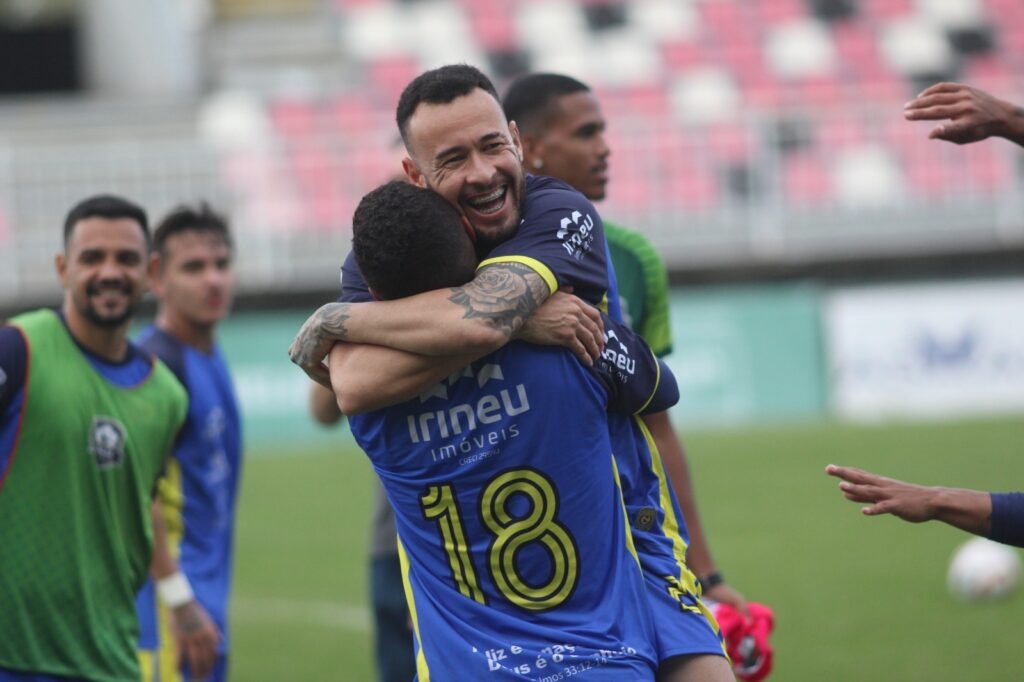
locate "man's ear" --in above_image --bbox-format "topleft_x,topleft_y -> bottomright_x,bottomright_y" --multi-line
148,253 -> 163,297
509,120 -> 526,162
515,126 -> 544,171
402,157 -> 427,188
54,252 -> 67,287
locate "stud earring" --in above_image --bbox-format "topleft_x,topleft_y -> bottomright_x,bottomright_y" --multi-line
532,159 -> 544,169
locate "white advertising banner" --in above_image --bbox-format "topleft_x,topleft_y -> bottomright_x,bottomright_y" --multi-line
826,279 -> 1024,419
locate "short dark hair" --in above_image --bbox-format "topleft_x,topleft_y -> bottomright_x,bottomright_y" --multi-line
396,64 -> 501,145
63,194 -> 149,247
351,181 -> 478,301
153,202 -> 232,260
502,73 -> 591,135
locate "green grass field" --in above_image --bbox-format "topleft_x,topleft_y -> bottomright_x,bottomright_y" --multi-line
232,415 -> 1024,681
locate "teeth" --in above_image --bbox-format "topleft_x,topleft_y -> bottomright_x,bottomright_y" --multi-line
468,187 -> 505,208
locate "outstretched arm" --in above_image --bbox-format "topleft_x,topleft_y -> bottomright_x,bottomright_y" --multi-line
905,82 -> 1024,147
289,262 -> 551,385
826,464 -> 992,535
647,410 -> 748,615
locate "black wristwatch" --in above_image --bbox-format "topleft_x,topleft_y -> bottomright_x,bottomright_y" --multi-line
698,571 -> 725,591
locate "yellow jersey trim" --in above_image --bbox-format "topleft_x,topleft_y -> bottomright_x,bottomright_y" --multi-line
398,537 -> 431,682
632,349 -> 661,416
477,256 -> 558,296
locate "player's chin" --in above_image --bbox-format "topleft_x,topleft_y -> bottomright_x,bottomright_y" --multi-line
588,177 -> 608,201
88,306 -> 134,328
473,220 -> 519,252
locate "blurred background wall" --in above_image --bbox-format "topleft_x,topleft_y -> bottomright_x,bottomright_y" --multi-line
1,0 -> 1021,447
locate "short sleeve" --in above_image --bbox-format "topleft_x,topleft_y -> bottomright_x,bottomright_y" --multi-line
592,315 -> 679,415
989,492 -> 1024,548
481,176 -> 611,311
0,325 -> 28,418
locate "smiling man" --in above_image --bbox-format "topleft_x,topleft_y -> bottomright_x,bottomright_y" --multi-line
289,65 -> 732,682
291,65 -> 610,391
0,195 -> 189,682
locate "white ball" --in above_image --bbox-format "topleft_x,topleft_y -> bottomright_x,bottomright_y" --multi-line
947,537 -> 1022,601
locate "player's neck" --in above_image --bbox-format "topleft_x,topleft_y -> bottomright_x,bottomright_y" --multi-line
156,309 -> 216,353
61,302 -> 130,362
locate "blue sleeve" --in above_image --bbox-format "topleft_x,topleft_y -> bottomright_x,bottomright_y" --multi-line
593,314 -> 679,416
0,326 -> 28,420
989,492 -> 1024,548
339,250 -> 373,304
482,177 -> 609,308
139,329 -> 187,387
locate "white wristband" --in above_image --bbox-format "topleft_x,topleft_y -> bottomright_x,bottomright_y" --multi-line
156,571 -> 194,609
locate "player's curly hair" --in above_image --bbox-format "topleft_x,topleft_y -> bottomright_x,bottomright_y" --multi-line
502,73 -> 590,135
396,64 -> 501,145
352,181 -> 477,301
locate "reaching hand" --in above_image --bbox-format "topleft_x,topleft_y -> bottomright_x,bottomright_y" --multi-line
170,599 -> 220,679
904,82 -> 1024,146
826,464 -> 939,522
288,302 -> 351,386
515,290 -> 604,366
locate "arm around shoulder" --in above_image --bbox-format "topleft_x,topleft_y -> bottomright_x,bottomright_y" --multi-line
328,342 -> 480,415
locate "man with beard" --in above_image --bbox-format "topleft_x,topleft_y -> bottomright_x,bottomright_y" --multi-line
0,195 -> 195,682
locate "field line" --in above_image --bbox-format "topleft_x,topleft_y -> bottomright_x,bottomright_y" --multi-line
233,595 -> 370,632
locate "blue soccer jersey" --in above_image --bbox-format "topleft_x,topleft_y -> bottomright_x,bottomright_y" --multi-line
339,173 -> 722,665
134,327 -> 242,665
349,314 -> 674,681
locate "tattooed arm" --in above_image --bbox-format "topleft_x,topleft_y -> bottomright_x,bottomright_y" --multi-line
327,291 -> 605,413
290,262 -> 551,385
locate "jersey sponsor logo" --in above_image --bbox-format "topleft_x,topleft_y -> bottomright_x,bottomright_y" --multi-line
88,416 -> 127,469
407,363 -> 530,446
601,329 -> 636,376
555,210 -> 596,261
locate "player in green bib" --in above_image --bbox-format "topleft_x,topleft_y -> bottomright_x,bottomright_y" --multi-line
0,196 -> 188,682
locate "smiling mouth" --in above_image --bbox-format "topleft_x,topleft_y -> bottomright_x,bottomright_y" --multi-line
465,186 -> 507,216
89,284 -> 130,297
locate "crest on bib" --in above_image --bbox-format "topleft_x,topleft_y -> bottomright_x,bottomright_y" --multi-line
89,416 -> 127,469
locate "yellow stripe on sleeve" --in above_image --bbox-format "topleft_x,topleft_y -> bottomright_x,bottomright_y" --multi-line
632,348 -> 661,416
477,256 -> 558,296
